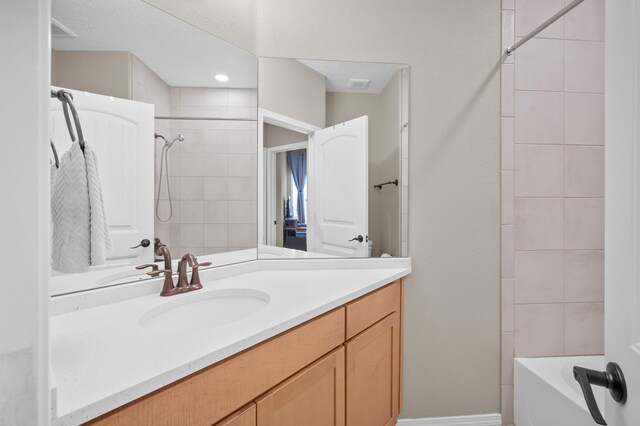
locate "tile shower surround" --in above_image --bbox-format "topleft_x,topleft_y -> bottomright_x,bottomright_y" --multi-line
154,87 -> 258,257
501,0 -> 605,424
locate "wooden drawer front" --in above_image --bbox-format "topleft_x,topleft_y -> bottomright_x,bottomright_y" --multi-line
214,403 -> 256,426
87,308 -> 345,426
346,313 -> 400,426
346,280 -> 401,340
256,346 -> 345,426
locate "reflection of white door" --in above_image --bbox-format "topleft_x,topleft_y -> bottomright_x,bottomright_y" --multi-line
50,88 -> 154,265
603,0 -> 640,423
308,116 -> 368,257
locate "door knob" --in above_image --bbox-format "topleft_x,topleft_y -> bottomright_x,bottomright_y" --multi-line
349,235 -> 364,243
130,239 -> 151,249
573,362 -> 627,425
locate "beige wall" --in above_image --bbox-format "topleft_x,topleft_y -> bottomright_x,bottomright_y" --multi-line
256,0 -> 501,419
52,50 -> 132,99
132,0 -> 502,419
258,58 -> 326,128
263,123 -> 307,148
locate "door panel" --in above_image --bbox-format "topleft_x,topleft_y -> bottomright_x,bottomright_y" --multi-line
308,116 -> 368,257
346,313 -> 399,426
256,347 -> 345,426
51,87 -> 154,265
215,404 -> 256,426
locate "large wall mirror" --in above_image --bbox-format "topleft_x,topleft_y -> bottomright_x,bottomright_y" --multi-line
257,58 -> 409,259
50,0 -> 258,295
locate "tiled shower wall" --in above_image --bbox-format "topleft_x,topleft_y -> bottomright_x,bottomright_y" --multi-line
154,88 -> 258,256
500,0 -> 605,424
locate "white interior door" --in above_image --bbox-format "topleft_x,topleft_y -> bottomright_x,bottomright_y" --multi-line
50,87 -> 154,266
604,0 -> 640,423
308,116 -> 368,257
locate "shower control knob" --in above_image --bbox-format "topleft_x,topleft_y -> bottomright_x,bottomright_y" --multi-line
131,239 -> 151,249
349,235 -> 364,243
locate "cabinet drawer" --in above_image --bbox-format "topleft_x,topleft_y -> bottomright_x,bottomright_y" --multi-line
87,308 -> 345,426
346,280 -> 401,340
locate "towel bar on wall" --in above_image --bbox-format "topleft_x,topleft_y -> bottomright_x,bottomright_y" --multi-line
374,179 -> 399,190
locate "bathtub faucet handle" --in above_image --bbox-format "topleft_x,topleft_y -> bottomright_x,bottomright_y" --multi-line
573,362 -> 627,426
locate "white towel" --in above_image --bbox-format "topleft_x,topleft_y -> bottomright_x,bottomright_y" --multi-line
51,142 -> 111,273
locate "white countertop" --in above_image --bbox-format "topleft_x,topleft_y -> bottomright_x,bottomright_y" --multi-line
50,258 -> 410,425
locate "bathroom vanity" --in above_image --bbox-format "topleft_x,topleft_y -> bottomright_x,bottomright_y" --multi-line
50,259 -> 410,425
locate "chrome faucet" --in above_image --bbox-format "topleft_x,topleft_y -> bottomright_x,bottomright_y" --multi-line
136,240 -> 211,296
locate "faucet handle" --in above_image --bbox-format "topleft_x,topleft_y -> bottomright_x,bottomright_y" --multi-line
136,264 -> 159,273
188,259 -> 212,288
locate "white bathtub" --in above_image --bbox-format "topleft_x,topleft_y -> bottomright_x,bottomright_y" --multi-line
515,356 -> 604,426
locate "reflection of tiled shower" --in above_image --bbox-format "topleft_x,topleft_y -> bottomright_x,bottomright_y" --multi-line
132,58 -> 257,257
155,88 -> 258,257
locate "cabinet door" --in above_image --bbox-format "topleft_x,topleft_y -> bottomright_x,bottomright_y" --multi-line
346,313 -> 400,426
215,403 -> 256,426
256,347 -> 345,426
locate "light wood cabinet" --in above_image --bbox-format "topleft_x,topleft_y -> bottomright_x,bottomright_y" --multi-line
215,404 -> 256,426
256,347 -> 345,426
86,279 -> 404,426
346,313 -> 400,426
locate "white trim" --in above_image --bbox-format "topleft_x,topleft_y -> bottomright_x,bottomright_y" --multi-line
257,108 -> 319,245
397,413 -> 502,426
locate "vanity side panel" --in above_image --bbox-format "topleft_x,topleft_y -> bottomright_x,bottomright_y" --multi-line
86,308 -> 345,426
345,280 -> 401,339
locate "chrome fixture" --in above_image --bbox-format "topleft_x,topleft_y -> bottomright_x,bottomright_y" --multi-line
154,133 -> 184,222
505,0 -> 585,56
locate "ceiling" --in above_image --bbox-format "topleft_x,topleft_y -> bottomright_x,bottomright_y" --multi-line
298,60 -> 408,94
52,0 -> 257,88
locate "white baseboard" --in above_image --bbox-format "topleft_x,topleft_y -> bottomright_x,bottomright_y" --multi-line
397,413 -> 502,426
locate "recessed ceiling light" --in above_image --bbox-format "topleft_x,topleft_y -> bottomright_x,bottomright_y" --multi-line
215,74 -> 229,82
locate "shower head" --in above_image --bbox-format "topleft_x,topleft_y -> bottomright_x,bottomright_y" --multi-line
172,134 -> 185,143
154,133 -> 184,148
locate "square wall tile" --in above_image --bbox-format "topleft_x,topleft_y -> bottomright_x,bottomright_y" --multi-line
502,278 -> 514,332
228,177 -> 257,201
204,177 -> 228,200
204,224 -> 228,247
565,41 -> 605,93
228,201 -> 255,224
203,153 -> 229,177
502,64 -> 515,117
179,177 -> 204,200
502,332 -> 514,385
502,117 -> 514,171
180,201 -> 204,224
515,0 -> 564,38
502,225 -> 515,278
204,200 -> 228,223
205,130 -> 229,153
564,146 -> 604,197
515,38 -> 564,91
515,198 -> 564,250
180,153 -> 205,177
565,0 -> 605,42
564,250 -> 604,302
564,198 -> 604,249
514,303 -> 564,357
515,91 -> 564,144
565,93 -> 604,145
180,224 -> 204,247
514,144 -> 564,197
502,10 -> 515,64
502,385 -> 514,425
514,251 -> 564,304
564,303 -> 604,355
228,224 -> 254,247
502,171 -> 514,225
228,154 -> 257,177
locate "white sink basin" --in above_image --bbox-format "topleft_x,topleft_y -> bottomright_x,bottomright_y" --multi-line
139,288 -> 270,332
